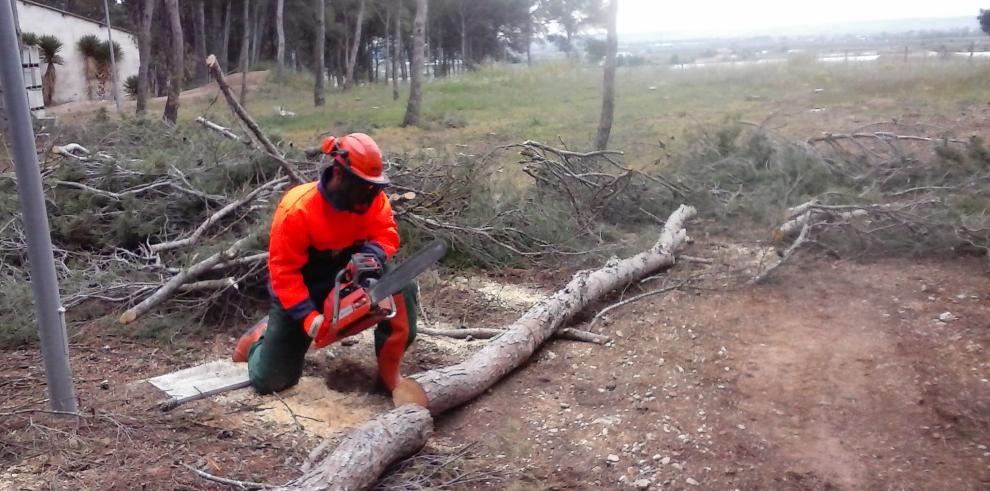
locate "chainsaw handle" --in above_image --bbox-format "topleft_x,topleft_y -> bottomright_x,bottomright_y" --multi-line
330,268 -> 346,329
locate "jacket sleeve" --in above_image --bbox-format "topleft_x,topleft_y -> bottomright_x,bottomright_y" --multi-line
268,204 -> 318,323
365,193 -> 400,259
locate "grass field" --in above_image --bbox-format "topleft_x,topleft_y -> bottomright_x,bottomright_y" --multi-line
163,57 -> 990,164
29,56 -> 990,168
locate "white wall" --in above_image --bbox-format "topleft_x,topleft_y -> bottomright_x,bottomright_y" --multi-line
16,0 -> 139,105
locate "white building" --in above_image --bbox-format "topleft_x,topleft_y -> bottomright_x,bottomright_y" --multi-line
15,0 -> 139,105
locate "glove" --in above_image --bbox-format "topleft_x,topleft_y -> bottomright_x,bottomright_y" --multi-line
305,312 -> 335,348
357,243 -> 387,268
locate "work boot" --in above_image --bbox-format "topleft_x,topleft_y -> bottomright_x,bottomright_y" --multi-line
233,316 -> 268,363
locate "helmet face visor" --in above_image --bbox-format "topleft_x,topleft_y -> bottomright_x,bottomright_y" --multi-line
330,164 -> 387,214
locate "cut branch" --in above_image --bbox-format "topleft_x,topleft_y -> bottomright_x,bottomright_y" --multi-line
283,406 -> 433,490
149,176 -> 287,253
205,54 -> 306,184
119,232 -> 261,324
419,326 -> 611,344
183,463 -> 276,489
286,204 -> 696,489
195,116 -> 246,143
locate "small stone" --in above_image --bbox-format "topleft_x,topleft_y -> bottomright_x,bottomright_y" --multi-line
633,478 -> 651,489
660,456 -> 671,465
607,454 -> 620,463
938,312 -> 958,322
591,466 -> 602,473
99,380 -> 110,390
737,424 -> 746,430
686,477 -> 700,486
672,462 -> 683,470
560,402 -> 570,409
652,454 -> 662,461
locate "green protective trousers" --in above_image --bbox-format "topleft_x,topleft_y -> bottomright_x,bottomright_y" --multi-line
247,281 -> 418,394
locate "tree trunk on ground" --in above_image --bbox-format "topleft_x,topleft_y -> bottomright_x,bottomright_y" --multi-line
401,0 -> 426,126
594,0 -> 618,151
275,0 -> 284,76
343,0 -> 366,90
393,0 -> 402,98
136,0 -> 154,113
162,0 -> 183,124
194,0 -> 208,83
287,204 -> 697,489
287,406 -> 433,490
239,0 -> 250,105
313,0 -> 325,106
221,0 -> 232,68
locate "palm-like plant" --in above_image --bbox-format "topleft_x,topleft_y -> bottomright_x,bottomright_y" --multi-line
77,34 -> 123,100
37,35 -> 64,106
21,32 -> 39,46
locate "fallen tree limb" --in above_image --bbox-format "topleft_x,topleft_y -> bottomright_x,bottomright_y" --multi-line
149,176 -> 287,253
283,406 -> 433,490
591,281 -> 689,326
754,212 -> 812,284
286,204 -> 696,490
419,326 -> 611,344
183,463 -> 276,490
205,54 -> 306,185
808,132 -> 967,146
119,232 -> 260,324
195,116 -> 246,143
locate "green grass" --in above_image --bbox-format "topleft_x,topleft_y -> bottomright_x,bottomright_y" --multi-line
165,58 -> 990,167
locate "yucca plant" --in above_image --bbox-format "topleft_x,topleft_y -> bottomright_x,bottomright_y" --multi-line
20,32 -> 38,46
77,35 -> 123,100
123,74 -> 138,99
37,35 -> 64,106
76,34 -> 101,58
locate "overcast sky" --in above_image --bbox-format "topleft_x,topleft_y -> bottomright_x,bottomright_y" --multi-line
617,0 -> 980,35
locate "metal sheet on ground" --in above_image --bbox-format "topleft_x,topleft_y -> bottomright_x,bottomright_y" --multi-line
146,359 -> 250,400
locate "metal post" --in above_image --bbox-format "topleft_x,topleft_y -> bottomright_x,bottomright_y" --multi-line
103,0 -> 121,112
9,0 -> 20,49
0,0 -> 78,412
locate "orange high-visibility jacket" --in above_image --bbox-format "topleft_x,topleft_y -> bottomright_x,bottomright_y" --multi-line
268,177 -> 399,328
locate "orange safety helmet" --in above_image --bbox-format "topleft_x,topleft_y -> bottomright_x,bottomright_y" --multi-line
321,133 -> 390,185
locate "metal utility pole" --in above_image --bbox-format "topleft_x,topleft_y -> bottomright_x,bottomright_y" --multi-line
0,0 -> 78,412
103,0 -> 121,112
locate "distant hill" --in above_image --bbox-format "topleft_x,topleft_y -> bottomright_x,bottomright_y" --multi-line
622,16 -> 979,43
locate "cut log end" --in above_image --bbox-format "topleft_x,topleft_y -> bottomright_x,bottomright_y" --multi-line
392,378 -> 428,408
119,310 -> 137,325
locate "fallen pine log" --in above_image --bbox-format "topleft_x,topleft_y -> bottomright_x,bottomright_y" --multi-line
419,326 -> 611,344
282,204 -> 696,490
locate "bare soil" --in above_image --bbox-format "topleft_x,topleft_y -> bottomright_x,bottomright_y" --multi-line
442,256 -> 990,490
2,252 -> 989,490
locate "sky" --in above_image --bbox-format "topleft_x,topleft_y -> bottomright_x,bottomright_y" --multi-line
616,0 -> 981,36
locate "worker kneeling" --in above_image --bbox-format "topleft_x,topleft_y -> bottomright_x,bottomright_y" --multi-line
232,133 -> 418,401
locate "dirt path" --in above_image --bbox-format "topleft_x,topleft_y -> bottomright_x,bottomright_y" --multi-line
2,256 -> 988,489
440,258 -> 990,489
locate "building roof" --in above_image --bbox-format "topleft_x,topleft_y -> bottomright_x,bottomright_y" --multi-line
18,0 -> 134,35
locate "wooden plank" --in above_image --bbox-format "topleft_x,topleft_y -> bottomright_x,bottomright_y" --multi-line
146,359 -> 251,410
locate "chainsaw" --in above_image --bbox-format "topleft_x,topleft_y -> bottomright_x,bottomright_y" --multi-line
309,239 -> 447,348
